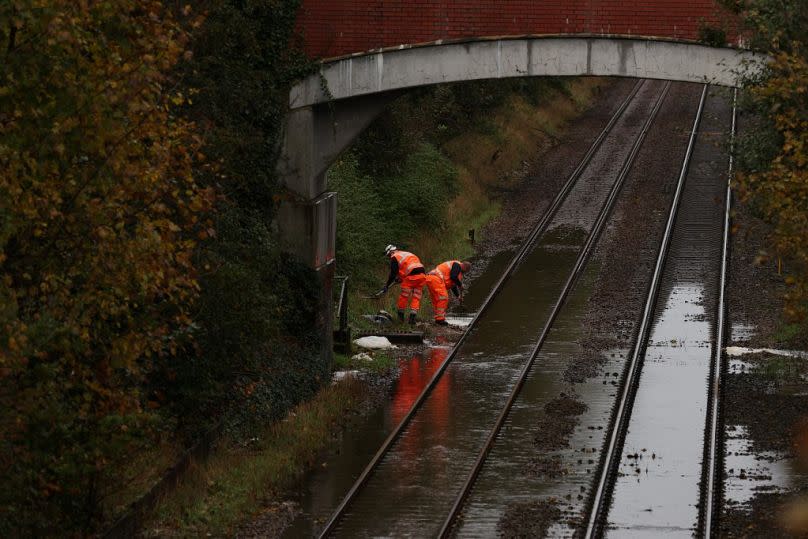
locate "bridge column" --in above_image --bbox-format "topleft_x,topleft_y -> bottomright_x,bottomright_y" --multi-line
277,91 -> 402,365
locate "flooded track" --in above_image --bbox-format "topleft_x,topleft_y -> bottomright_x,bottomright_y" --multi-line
318,79 -> 679,538
586,86 -> 736,538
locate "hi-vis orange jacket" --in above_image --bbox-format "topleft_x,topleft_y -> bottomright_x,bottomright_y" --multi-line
385,250 -> 425,288
431,260 -> 465,296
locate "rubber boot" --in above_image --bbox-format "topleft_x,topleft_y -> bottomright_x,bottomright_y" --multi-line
408,313 -> 417,326
397,310 -> 405,322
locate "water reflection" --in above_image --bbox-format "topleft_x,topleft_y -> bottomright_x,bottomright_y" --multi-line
283,349 -> 450,538
607,284 -> 711,537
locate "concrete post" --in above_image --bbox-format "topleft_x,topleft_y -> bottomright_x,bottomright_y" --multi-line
277,91 -> 402,364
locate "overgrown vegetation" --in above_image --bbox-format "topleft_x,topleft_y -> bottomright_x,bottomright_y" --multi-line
144,376 -> 366,536
721,0 -> 808,324
329,78 -> 594,319
0,0 -> 321,534
167,0 -> 323,441
0,2 -> 208,534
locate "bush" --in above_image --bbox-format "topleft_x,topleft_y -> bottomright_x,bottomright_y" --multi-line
165,0 -> 323,441
729,0 -> 808,321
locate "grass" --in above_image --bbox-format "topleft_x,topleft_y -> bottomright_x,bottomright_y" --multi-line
143,377 -> 365,536
772,322 -> 807,347
334,350 -> 397,373
102,440 -> 182,525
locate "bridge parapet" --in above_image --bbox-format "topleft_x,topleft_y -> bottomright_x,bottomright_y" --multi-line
290,36 -> 765,109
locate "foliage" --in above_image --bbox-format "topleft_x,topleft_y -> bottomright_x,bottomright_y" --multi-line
164,0 -> 323,440
332,78 -> 573,298
727,0 -> 808,321
329,144 -> 457,290
177,0 -> 314,214
0,0 -> 210,534
328,155 -> 386,287
697,21 -> 727,47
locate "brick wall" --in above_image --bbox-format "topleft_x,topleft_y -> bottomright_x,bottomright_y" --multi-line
297,0 -> 737,59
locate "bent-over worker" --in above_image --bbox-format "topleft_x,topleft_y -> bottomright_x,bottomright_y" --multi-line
425,260 -> 471,326
378,244 -> 426,325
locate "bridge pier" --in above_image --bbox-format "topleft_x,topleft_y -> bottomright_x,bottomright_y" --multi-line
277,92 -> 402,363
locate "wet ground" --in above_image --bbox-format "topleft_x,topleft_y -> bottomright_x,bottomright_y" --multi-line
243,81 -> 808,538
604,87 -> 732,537
274,78 -> 644,539
327,80 -> 670,538
719,196 -> 808,537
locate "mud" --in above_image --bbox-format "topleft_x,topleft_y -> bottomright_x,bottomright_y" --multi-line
497,499 -> 562,538
531,394 -> 588,452
235,502 -> 299,539
526,455 -> 568,479
725,353 -> 808,455
720,170 -> 808,536
726,202 -> 794,348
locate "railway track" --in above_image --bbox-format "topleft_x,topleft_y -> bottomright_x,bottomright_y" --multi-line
583,85 -> 737,538
318,79 -> 678,538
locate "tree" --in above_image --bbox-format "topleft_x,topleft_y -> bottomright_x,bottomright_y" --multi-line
0,1 -> 210,533
726,0 -> 808,322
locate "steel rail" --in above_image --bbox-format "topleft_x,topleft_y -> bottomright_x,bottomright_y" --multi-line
439,81 -> 672,538
583,83 -> 709,539
700,87 -> 738,538
316,79 -> 644,539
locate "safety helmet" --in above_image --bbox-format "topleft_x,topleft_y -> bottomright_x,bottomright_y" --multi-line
384,244 -> 397,256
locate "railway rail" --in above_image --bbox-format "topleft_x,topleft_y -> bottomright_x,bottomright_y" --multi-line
583,85 -> 737,538
437,81 -> 671,538
318,79 -> 679,538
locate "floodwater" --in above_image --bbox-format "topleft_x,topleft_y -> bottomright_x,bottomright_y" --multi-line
451,262 -> 620,537
605,88 -> 733,536
283,347 -> 452,538
282,79 -> 729,537
606,284 -> 712,536
325,80 -> 669,538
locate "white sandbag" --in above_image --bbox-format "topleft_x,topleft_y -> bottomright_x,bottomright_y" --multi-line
353,335 -> 396,350
331,370 -> 360,384
352,352 -> 374,362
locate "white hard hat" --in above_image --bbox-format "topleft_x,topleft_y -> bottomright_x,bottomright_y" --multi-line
384,244 -> 397,256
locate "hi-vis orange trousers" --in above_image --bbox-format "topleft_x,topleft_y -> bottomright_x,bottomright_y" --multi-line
397,274 -> 427,315
425,274 -> 449,321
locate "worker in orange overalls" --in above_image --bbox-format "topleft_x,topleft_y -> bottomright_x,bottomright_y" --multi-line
425,260 -> 471,326
377,245 -> 427,325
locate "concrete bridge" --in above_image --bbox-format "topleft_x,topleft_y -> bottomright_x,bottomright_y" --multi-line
277,1 -> 765,353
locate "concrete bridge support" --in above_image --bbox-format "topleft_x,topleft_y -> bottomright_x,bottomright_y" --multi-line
276,91 -> 402,360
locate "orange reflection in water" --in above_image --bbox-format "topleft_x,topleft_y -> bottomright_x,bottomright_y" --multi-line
390,347 -> 451,427
389,346 -> 454,479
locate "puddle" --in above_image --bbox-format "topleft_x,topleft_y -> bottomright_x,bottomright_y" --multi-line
730,322 -> 756,344
725,346 -> 808,360
445,313 -> 475,327
283,347 -> 451,538
607,284 -> 712,537
604,86 -> 733,536
724,425 -> 800,507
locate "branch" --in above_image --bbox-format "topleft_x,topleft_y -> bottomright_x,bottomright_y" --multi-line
6,21 -> 16,54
